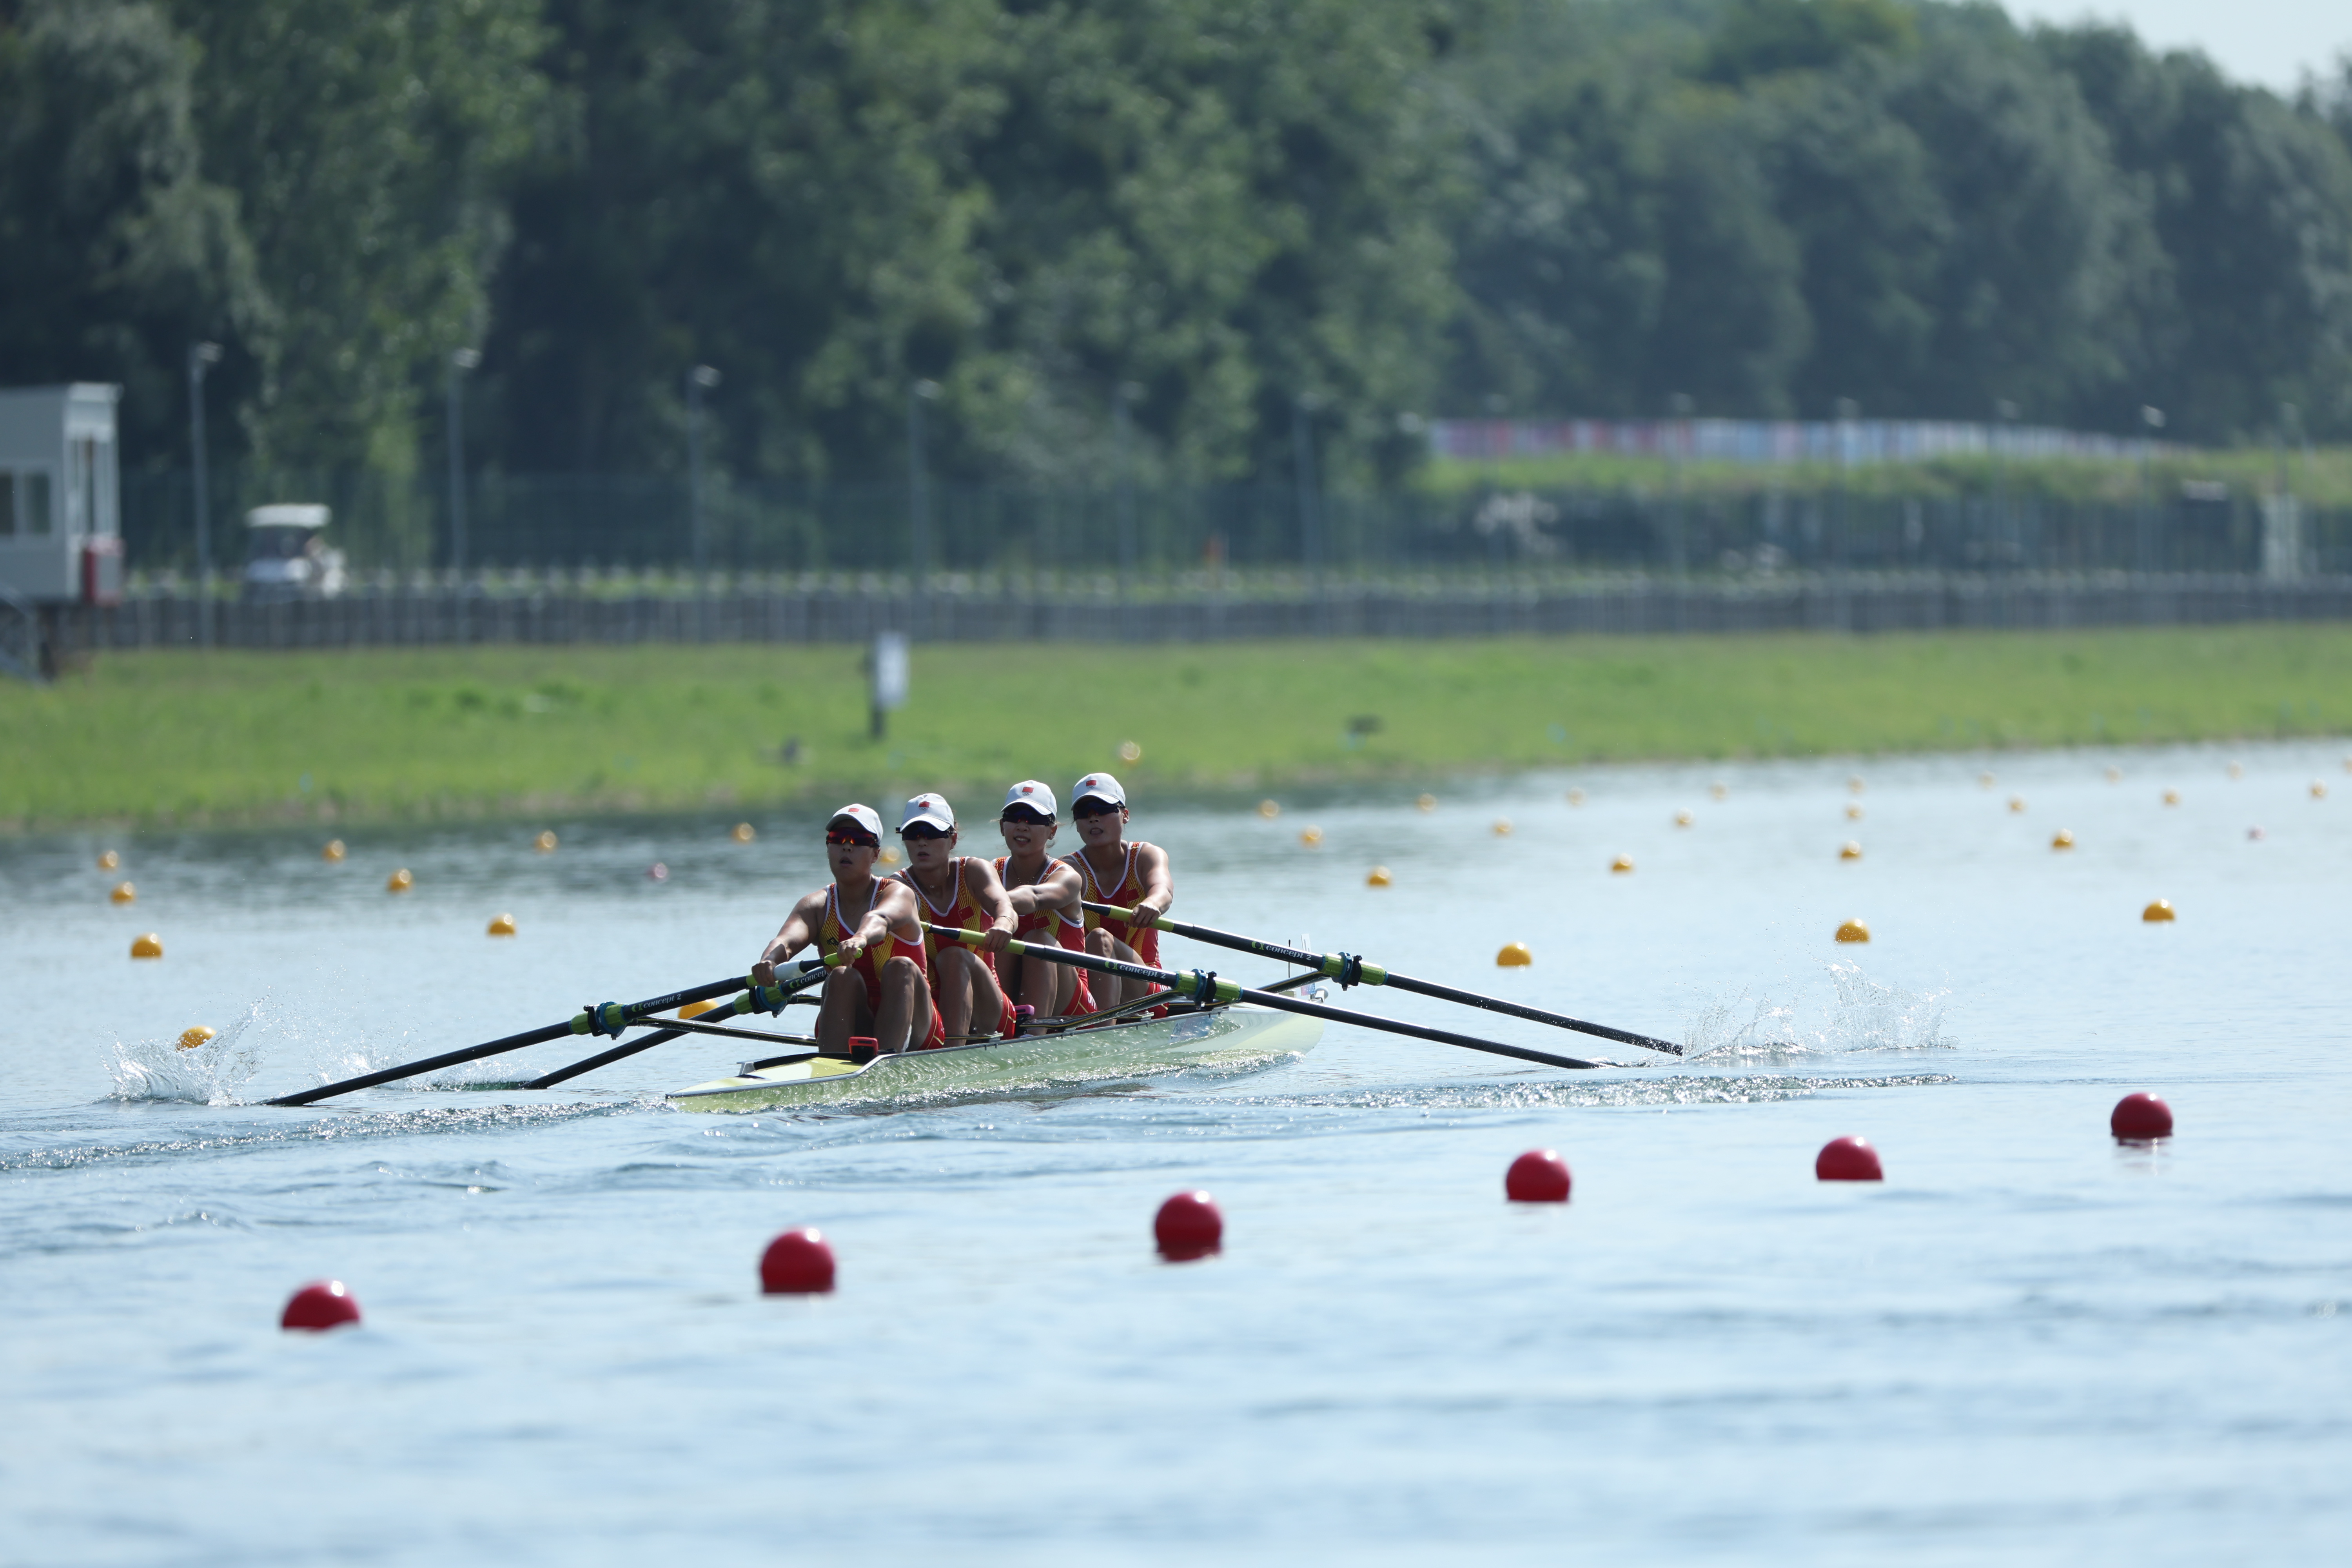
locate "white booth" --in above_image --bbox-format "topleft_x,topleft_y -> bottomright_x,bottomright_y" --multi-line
0,384 -> 123,604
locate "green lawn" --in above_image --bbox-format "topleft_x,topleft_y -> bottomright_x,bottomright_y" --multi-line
4,629 -> 2348,829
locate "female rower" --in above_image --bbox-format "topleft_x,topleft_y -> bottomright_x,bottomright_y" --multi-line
986,780 -> 1094,1028
1062,772 -> 1172,1012
751,803 -> 943,1053
892,793 -> 1020,1044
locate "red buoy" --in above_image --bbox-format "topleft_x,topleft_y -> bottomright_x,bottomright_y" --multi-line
1154,1191 -> 1223,1261
760,1229 -> 836,1294
1504,1149 -> 1572,1203
280,1279 -> 362,1332
2111,1092 -> 2174,1141
1815,1135 -> 1884,1181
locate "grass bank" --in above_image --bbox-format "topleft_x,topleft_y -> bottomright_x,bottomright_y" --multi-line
5,629 -> 2349,830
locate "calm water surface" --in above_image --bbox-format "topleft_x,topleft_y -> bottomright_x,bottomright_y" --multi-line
4,745 -> 2348,1564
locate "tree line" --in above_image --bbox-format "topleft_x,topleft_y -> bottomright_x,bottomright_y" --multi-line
4,0 -> 2349,496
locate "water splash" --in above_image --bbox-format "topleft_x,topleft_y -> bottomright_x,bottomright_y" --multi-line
107,1004 -> 266,1105
1683,960 -> 1952,1064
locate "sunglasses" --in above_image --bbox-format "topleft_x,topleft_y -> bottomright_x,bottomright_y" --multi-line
1000,808 -> 1054,826
825,830 -> 879,848
1071,801 -> 1121,819
900,825 -> 952,841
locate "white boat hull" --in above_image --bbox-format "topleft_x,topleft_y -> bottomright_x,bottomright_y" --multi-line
667,1003 -> 1320,1112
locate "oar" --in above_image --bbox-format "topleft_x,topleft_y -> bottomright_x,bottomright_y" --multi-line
519,960 -> 837,1090
1082,901 -> 1683,1057
265,964 -> 828,1106
926,925 -> 1606,1072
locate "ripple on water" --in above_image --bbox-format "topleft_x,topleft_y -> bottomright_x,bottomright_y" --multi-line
0,1100 -> 639,1174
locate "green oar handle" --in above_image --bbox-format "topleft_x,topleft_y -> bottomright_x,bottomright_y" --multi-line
927,924 -> 1601,1072
1083,900 -> 1682,1058
266,963 -> 829,1107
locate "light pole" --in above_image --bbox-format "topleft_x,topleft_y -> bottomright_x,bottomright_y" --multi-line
1114,380 -> 1141,606
1666,392 -> 1693,577
187,342 -> 222,649
687,364 -> 719,637
1994,398 -> 2019,569
1833,397 -> 1859,574
1292,394 -> 1321,590
2138,405 -> 2165,573
907,379 -> 940,639
448,348 -> 480,579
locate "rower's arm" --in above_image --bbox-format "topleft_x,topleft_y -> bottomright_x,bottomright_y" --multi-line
1132,843 -> 1174,920
964,858 -> 1019,937
867,880 -> 919,949
755,892 -> 825,981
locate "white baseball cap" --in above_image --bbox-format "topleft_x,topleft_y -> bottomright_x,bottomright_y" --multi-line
1072,772 -> 1126,809
1002,780 -> 1058,818
827,803 -> 883,840
900,792 -> 956,833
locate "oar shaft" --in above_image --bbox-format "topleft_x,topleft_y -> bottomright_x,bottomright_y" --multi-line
925,924 -> 1601,1072
521,961 -> 835,1090
1081,900 -> 1682,1057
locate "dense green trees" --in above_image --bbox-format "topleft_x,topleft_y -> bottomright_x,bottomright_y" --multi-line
2,0 -> 2348,489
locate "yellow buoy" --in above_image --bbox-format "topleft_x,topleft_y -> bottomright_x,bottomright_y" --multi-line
1118,740 -> 1143,764
97,849 -> 120,870
1258,799 -> 1281,820
2051,828 -> 2075,850
1844,803 -> 1864,821
878,846 -> 900,865
2142,898 -> 2176,923
679,999 -> 720,1020
2105,766 -> 2122,783
1299,826 -> 1324,847
1610,854 -> 1633,873
321,839 -> 346,862
2008,796 -> 2027,814
2228,761 -> 2243,779
1710,782 -> 1728,800
1366,865 -> 1393,887
731,822 -> 756,843
1978,772 -> 1995,788
1675,810 -> 1693,828
2162,789 -> 2180,806
534,830 -> 559,853
110,881 -> 136,905
176,1025 -> 216,1052
1495,941 -> 1533,967
1415,793 -> 1436,812
1566,789 -> 1586,806
1835,918 -> 1871,944
387,868 -> 414,893
1492,818 -> 1513,837
2343,757 -> 2351,775
487,913 -> 517,936
2312,781 -> 2328,800
130,933 -> 163,959
1839,841 -> 1863,861
1847,776 -> 1865,795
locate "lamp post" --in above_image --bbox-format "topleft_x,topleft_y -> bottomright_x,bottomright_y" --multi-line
187,342 -> 222,649
2138,405 -> 2165,573
447,348 -> 480,579
1114,381 -> 1141,606
687,364 -> 719,638
1994,398 -> 2019,569
1292,394 -> 1321,589
907,379 -> 940,639
1666,392 -> 1693,577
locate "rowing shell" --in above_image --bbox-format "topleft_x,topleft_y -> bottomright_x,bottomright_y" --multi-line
667,1003 -> 1321,1112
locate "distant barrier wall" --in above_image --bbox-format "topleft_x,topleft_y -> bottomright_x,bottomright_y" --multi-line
39,573 -> 2352,652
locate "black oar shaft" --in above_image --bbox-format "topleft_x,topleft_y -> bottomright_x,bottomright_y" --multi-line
266,970 -> 792,1107
1081,901 -> 1682,1057
925,925 -> 1600,1072
520,960 -> 836,1090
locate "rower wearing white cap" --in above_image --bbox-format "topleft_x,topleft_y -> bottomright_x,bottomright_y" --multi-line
892,792 -> 1021,1044
987,780 -> 1094,1026
1062,772 -> 1172,1012
752,803 -> 943,1054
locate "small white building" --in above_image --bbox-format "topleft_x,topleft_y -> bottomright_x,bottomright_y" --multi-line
0,384 -> 123,604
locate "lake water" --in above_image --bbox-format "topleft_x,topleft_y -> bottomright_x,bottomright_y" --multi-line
4,743 -> 2348,1564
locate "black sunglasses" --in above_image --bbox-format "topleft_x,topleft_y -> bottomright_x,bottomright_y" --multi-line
1000,808 -> 1055,826
900,824 -> 952,841
1071,801 -> 1121,818
825,829 -> 879,848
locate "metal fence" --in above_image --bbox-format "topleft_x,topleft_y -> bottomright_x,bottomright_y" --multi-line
118,468 -> 2352,580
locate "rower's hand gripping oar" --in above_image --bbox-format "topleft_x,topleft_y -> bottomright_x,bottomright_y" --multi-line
1082,901 -> 1683,1057
265,962 -> 833,1106
924,925 -> 1605,1072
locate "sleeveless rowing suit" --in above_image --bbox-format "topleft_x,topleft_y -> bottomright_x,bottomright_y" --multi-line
895,858 -> 1019,1042
995,855 -> 1094,1017
1066,842 -> 1163,968
820,881 -> 947,1050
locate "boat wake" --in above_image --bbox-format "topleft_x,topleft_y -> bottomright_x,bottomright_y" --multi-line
1682,960 -> 1953,1064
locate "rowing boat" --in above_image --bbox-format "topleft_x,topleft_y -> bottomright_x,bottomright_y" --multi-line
668,1002 -> 1321,1112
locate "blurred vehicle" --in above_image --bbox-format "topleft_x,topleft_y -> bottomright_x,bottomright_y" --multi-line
242,504 -> 346,601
